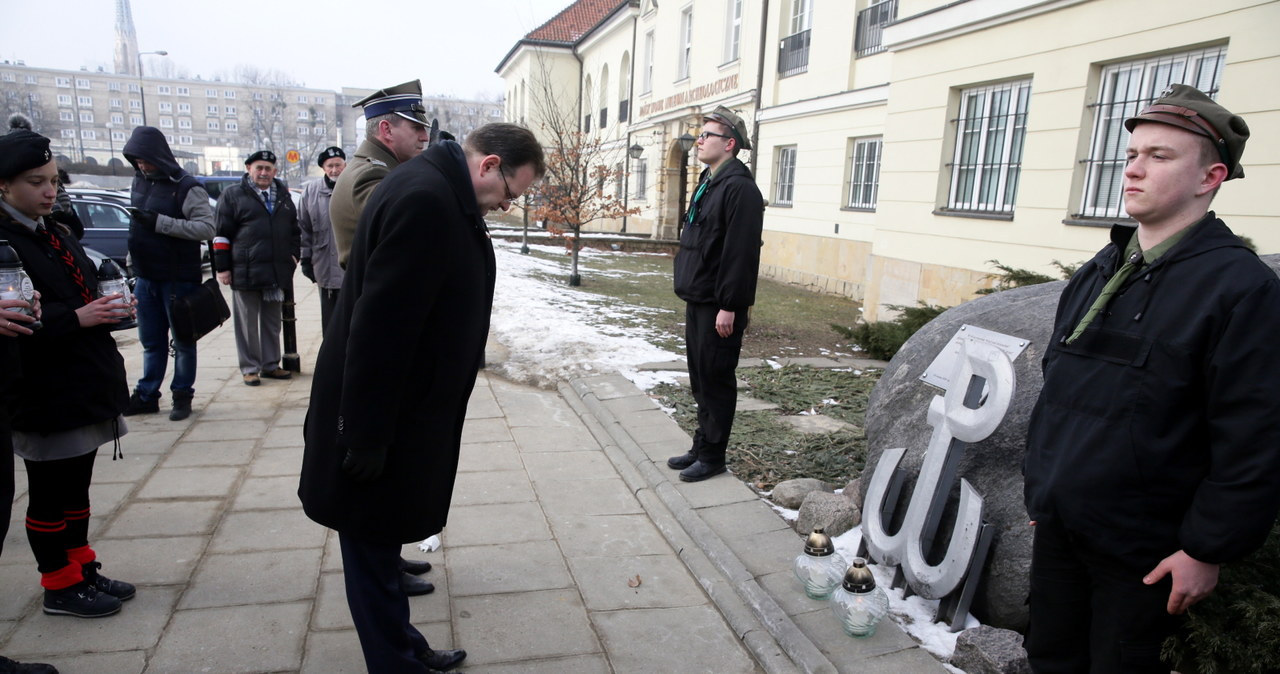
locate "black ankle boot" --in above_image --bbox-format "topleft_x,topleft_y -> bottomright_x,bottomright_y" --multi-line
43,580 -> 121,618
679,460 -> 727,482
83,561 -> 136,601
169,393 -> 193,421
666,450 -> 697,470
123,391 -> 159,416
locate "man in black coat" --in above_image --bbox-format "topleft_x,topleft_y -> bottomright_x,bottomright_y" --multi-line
667,106 -> 763,483
213,151 -> 300,387
299,122 -> 544,673
1023,85 -> 1280,672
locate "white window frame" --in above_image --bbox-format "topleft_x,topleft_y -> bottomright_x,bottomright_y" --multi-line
846,137 -> 882,210
178,135 -> 192,145
642,31 -> 655,94
111,130 -> 126,141
225,121 -> 238,131
1078,46 -> 1227,220
80,129 -> 96,140
158,102 -> 173,113
80,111 -> 94,123
177,87 -> 189,96
723,0 -> 743,64
225,105 -> 237,115
208,105 -> 220,114
60,129 -> 76,139
206,88 -> 218,97
25,75 -> 37,84
159,118 -> 173,128
157,85 -> 171,95
59,111 -> 74,122
108,82 -> 121,92
178,119 -> 192,129
224,90 -> 236,98
634,158 -> 648,200
109,98 -> 122,109
57,94 -> 72,106
208,120 -> 220,130
129,99 -> 142,110
789,0 -> 812,34
75,78 -> 90,88
946,79 -> 1031,215
774,146 -> 797,206
55,77 -> 71,88
130,115 -> 143,125
110,113 -> 123,124
677,8 -> 693,81
77,96 -> 93,106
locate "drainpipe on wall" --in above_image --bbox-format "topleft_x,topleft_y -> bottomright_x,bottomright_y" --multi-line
750,0 -> 770,178
622,8 -> 639,234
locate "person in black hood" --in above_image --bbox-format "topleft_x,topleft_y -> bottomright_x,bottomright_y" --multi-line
667,106 -> 763,483
120,127 -> 215,422
1023,85 -> 1280,673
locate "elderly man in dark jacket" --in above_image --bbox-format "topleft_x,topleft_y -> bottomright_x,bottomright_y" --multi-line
299,123 -> 544,673
1023,85 -> 1280,673
121,127 -> 215,421
667,106 -> 763,483
213,151 -> 299,386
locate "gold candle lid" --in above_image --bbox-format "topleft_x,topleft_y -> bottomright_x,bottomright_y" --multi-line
842,557 -> 877,593
803,528 -> 835,556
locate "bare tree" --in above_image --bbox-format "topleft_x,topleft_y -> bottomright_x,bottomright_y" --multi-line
524,54 -> 635,286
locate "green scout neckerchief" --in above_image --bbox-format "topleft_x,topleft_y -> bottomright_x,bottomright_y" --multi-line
1065,226 -> 1190,344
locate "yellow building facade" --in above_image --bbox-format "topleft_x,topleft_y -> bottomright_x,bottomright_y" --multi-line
500,0 -> 1280,319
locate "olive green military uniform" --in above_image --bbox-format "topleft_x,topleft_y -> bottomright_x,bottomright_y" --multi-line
329,137 -> 399,269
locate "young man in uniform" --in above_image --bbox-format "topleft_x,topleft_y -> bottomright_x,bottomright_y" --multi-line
1023,85 -> 1280,673
667,106 -> 763,482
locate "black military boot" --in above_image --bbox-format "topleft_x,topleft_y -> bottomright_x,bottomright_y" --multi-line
169,392 -> 193,421
679,440 -> 727,482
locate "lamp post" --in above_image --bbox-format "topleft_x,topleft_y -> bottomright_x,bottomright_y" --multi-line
136,50 -> 168,127
105,123 -> 115,175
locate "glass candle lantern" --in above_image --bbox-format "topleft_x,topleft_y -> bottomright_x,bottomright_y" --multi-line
0,239 -> 40,328
793,528 -> 847,600
829,557 -> 889,637
96,258 -> 136,331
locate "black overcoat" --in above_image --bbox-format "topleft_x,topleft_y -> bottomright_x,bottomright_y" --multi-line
298,141 -> 495,544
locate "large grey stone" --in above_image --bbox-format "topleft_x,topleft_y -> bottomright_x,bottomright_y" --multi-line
948,625 -> 1031,674
859,281 -> 1060,631
795,491 -> 860,536
772,477 -> 837,509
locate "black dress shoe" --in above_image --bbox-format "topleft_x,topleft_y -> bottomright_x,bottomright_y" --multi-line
419,648 -> 467,671
666,450 -> 697,470
400,572 -> 435,596
400,557 -> 433,575
679,460 -> 727,482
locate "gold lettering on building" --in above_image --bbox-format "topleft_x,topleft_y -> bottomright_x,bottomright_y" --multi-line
638,74 -> 740,118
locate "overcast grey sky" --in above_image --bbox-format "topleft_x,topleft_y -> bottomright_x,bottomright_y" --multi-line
1,0 -> 573,99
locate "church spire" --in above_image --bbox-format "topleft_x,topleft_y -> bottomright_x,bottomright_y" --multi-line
114,0 -> 140,75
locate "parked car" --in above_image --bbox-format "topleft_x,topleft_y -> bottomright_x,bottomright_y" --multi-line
66,188 -> 131,269
194,175 -> 242,201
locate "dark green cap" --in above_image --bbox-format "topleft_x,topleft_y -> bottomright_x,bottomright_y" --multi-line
1124,84 -> 1249,180
703,105 -> 752,151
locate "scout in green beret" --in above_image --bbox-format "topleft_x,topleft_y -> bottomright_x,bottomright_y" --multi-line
1023,84 -> 1280,672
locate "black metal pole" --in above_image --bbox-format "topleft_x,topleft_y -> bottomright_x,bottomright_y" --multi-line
281,280 -> 300,372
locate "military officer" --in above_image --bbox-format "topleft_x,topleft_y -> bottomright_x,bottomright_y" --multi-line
329,80 -> 430,268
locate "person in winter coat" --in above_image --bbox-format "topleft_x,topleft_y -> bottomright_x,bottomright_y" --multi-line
298,146 -> 346,332
0,287 -> 57,672
299,123 -> 545,673
213,150 -> 300,386
1023,85 -> 1280,673
120,127 -> 215,421
0,130 -> 137,621
667,106 -> 763,483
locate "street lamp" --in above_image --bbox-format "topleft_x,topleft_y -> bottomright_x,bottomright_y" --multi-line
628,143 -> 644,159
677,132 -> 696,154
136,50 -> 168,126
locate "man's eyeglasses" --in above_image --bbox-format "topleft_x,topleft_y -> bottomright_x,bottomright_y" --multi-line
499,167 -> 519,206
697,131 -> 733,142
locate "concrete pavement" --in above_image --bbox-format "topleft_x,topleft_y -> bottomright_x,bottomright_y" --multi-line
1,279 -> 948,673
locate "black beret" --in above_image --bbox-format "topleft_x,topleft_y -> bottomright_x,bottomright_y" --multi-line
1125,84 -> 1250,181
246,150 -> 277,166
317,146 -> 346,167
0,130 -> 53,179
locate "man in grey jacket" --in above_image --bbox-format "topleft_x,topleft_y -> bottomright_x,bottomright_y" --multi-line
121,127 -> 215,421
299,146 -> 346,332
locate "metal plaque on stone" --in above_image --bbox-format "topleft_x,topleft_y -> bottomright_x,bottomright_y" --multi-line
919,324 -> 1029,391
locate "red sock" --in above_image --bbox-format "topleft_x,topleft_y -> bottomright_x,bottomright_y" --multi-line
40,562 -> 84,590
66,545 -> 96,567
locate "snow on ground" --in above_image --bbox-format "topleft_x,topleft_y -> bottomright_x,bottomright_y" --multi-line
488,237 -> 682,389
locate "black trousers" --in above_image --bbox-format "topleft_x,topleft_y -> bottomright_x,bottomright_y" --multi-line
318,287 -> 339,334
338,532 -> 431,673
25,450 -> 96,576
1026,519 -> 1179,674
1,413 -> 12,558
684,302 -> 748,463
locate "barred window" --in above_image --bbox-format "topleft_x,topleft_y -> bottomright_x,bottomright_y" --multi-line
846,137 -> 882,210
634,158 -> 648,200
947,79 -> 1031,215
1079,46 -> 1226,219
774,146 -> 797,206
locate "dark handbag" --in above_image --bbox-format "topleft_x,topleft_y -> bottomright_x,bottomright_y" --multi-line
171,277 -> 231,342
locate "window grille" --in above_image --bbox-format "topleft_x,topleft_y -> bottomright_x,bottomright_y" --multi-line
775,146 -> 797,205
1078,46 -> 1225,219
855,0 -> 897,57
779,30 -> 811,77
846,137 -> 882,209
634,158 -> 648,199
947,80 -> 1031,214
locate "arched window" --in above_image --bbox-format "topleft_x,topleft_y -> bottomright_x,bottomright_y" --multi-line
619,52 -> 632,123
599,65 -> 610,130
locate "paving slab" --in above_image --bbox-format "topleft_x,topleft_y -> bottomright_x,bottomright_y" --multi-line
452,588 -> 601,666
447,540 -> 573,596
591,605 -> 760,674
147,601 -> 310,673
180,549 -> 320,608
